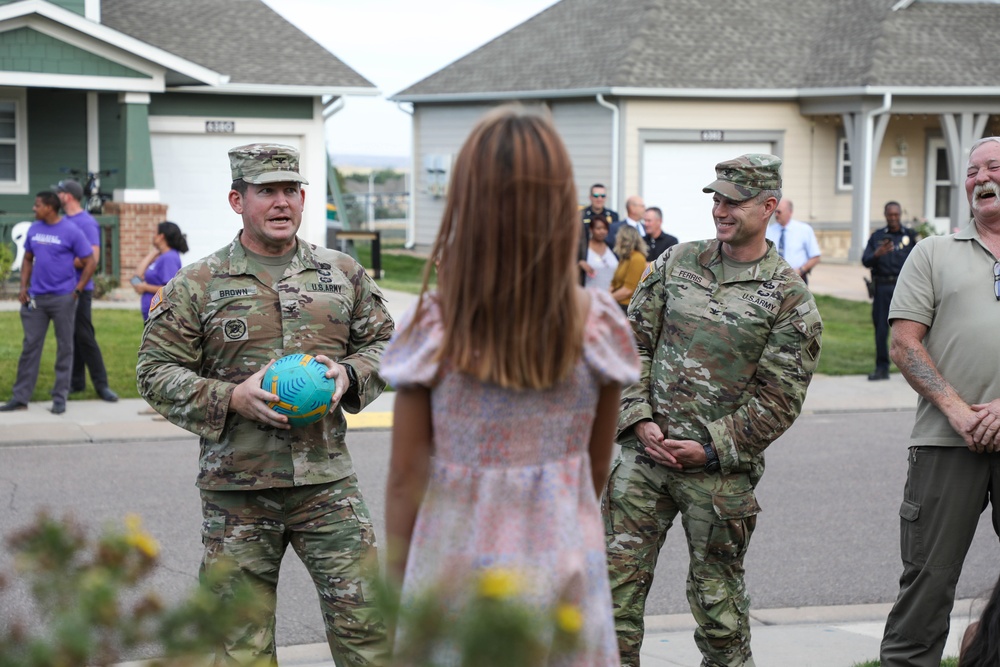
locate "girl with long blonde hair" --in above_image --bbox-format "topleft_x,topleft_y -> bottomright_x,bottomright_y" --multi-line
382,106 -> 638,666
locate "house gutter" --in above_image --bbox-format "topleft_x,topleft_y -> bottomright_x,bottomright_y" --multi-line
392,85 -> 1000,104
397,102 -> 417,249
595,94 -> 619,211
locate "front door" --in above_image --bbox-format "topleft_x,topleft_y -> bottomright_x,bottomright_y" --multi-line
924,138 -> 951,234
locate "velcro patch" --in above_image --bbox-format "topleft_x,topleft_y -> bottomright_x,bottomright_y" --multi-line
306,283 -> 343,293
222,318 -> 248,341
671,266 -> 710,289
148,288 -> 164,317
740,292 -> 779,313
209,286 -> 258,301
806,337 -> 821,361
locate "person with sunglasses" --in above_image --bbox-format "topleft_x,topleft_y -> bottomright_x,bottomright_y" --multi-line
881,136 -> 1000,667
578,183 -> 618,284
861,201 -> 917,381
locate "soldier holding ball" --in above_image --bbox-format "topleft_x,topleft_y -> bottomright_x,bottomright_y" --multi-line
136,143 -> 393,666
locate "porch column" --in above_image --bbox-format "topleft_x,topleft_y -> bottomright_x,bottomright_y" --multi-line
940,113 -> 989,230
116,92 -> 159,203
843,95 -> 892,262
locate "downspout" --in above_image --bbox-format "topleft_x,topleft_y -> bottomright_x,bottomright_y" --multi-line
595,94 -> 619,211
323,96 -> 345,119
398,102 -> 416,249
861,93 -> 892,248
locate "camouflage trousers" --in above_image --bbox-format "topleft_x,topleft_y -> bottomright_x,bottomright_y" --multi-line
602,449 -> 761,667
200,476 -> 388,667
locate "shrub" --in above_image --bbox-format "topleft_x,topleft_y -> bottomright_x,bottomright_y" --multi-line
0,513 -> 271,667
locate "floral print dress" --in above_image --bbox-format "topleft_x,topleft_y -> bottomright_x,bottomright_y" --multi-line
381,288 -> 639,666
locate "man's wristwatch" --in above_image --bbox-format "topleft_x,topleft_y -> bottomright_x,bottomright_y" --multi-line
73,288 -> 83,297
343,364 -> 358,390
702,443 -> 721,473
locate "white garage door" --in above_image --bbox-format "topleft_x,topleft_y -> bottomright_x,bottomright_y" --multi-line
151,134 -> 301,266
642,141 -> 773,244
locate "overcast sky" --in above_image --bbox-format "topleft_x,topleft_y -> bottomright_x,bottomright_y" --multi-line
262,0 -> 560,161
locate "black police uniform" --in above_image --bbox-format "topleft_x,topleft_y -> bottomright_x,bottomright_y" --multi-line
579,206 -> 618,285
861,225 -> 919,379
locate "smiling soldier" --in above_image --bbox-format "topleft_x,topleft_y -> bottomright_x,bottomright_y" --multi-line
602,154 -> 823,667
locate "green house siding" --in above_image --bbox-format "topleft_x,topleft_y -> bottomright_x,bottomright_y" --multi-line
149,93 -> 313,119
98,92 -> 123,194
0,0 -> 84,14
0,28 -> 149,78
0,88 -> 88,213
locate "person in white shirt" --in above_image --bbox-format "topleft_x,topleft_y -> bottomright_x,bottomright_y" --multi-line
607,195 -> 646,250
580,215 -> 619,291
765,199 -> 821,283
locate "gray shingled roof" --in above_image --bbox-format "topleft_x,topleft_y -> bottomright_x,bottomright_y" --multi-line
395,0 -> 1000,98
101,0 -> 374,90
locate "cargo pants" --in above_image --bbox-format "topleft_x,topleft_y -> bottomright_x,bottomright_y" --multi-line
200,475 -> 388,666
881,446 -> 1000,667
603,449 -> 761,667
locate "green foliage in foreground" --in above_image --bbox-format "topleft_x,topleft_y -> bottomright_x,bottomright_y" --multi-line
0,514 -> 270,667
0,274 -> 883,403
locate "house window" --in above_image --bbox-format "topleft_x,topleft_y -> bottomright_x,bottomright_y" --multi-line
0,90 -> 27,194
837,137 -> 852,191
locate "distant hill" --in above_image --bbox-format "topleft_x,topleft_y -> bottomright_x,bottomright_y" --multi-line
331,154 -> 409,171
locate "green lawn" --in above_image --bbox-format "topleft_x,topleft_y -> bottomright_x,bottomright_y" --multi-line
353,243 -> 435,295
0,272 -> 883,402
812,294 -> 883,376
0,309 -> 145,402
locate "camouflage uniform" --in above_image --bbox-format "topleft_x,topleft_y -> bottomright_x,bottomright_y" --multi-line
136,144 -> 393,667
602,155 -> 823,667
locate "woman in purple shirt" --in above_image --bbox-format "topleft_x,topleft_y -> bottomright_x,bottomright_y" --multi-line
132,221 -> 188,321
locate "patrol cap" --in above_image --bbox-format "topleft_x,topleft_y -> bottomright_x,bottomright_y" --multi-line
52,179 -> 84,201
702,153 -> 782,202
229,143 -> 309,185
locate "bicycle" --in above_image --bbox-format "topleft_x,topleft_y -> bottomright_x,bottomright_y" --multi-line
59,167 -> 118,214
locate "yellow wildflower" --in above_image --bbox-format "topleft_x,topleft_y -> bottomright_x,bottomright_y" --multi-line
555,603 -> 583,634
477,568 -> 522,600
124,513 -> 160,558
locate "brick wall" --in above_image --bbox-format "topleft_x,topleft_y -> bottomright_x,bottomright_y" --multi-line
104,202 -> 168,287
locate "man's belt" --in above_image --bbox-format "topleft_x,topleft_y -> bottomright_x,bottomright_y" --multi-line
873,275 -> 897,284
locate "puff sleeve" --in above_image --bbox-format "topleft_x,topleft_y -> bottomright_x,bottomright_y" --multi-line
380,295 -> 443,389
582,288 -> 641,386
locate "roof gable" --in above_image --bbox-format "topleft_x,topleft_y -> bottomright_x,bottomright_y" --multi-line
395,0 -> 1000,100
100,0 -> 376,93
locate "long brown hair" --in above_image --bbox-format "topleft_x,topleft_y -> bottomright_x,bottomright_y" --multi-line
412,106 -> 583,390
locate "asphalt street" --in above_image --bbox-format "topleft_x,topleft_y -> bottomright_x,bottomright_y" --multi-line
2,410 -> 998,660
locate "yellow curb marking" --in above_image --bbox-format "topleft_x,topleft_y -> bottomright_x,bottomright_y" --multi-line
345,411 -> 393,430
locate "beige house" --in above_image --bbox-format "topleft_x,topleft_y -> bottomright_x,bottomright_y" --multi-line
392,0 -> 1000,261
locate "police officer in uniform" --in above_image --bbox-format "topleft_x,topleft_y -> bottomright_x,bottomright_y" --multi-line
136,144 -> 392,666
579,183 -> 619,284
861,201 -> 918,381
